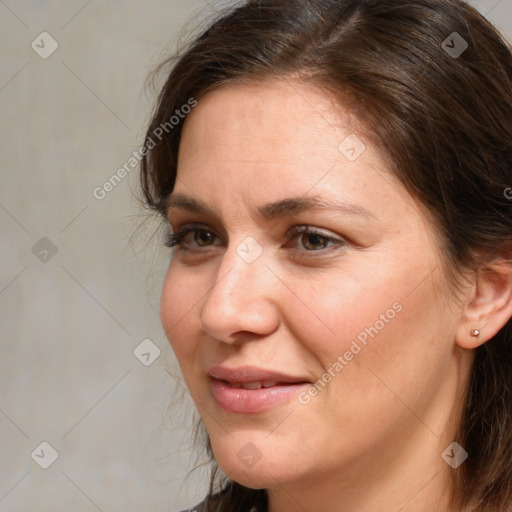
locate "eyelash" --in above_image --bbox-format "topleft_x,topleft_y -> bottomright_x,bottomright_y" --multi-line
164,223 -> 347,257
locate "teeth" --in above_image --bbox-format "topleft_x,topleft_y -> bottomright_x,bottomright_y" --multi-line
241,381 -> 263,390
228,381 -> 280,389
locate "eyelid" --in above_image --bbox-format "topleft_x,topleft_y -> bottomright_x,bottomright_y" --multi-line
165,222 -> 348,256
164,223 -> 222,249
286,225 -> 345,243
284,225 -> 348,255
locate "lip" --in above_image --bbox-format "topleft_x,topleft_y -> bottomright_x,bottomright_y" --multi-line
208,365 -> 310,414
209,365 -> 309,384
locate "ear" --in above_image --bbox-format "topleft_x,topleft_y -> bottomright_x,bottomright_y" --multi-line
456,257 -> 512,349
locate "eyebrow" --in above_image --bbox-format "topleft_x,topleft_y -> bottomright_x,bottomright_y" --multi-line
164,192 -> 376,221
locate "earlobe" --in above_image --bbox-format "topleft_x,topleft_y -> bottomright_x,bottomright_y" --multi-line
456,323 -> 486,350
455,260 -> 512,350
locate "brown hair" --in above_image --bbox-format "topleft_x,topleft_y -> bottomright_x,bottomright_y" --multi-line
140,0 -> 512,510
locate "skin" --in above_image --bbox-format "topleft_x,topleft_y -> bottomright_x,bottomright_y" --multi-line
160,79 -> 512,512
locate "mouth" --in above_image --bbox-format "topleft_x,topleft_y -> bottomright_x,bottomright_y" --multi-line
208,366 -> 311,414
225,380 -> 295,390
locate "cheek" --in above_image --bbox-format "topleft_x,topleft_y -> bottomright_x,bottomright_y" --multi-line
160,265 -> 200,366
283,268 -> 406,361
339,285 -> 451,415
286,262 -> 450,398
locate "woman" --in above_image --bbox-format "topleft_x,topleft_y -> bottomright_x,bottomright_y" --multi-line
140,0 -> 512,510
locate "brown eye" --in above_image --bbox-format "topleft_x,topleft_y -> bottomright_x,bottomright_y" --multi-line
164,224 -> 221,250
286,226 -> 348,257
194,230 -> 216,247
300,233 -> 330,251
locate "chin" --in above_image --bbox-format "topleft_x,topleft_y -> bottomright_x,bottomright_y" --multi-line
218,461 -> 281,490
211,439 -> 292,489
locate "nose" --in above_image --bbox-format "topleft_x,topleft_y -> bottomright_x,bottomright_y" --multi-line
199,242 -> 279,344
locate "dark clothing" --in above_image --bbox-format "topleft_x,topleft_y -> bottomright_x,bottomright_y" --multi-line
179,494 -> 262,512
179,485 -> 267,512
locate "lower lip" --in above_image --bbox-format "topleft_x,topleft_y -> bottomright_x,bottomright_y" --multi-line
209,378 -> 309,414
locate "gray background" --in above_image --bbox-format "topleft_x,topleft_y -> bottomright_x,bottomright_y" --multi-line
0,1 -> 510,511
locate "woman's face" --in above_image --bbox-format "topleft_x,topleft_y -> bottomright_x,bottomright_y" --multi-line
161,80 -> 469,498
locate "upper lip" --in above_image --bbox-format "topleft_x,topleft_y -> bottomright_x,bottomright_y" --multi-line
208,365 -> 310,384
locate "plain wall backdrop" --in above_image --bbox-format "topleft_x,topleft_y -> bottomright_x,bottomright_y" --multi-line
1,1 -> 511,511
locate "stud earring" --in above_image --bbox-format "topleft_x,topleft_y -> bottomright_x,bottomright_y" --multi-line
470,329 -> 480,337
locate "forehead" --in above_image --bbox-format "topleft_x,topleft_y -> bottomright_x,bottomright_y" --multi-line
174,79 -> 419,226
178,79 -> 363,166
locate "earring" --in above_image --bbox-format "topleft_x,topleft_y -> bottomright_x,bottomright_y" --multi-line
470,329 -> 480,337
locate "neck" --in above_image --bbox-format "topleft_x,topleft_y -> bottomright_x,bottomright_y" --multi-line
267,431 -> 456,512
